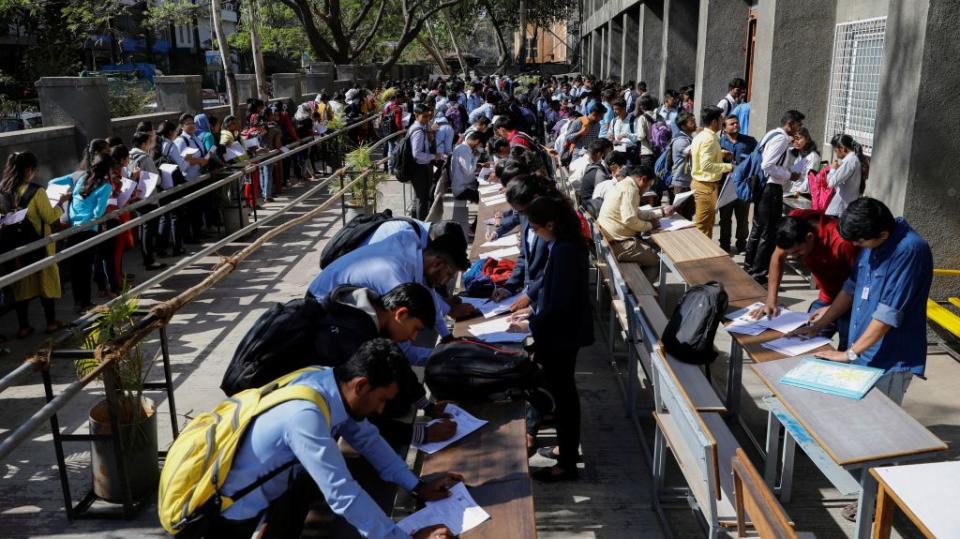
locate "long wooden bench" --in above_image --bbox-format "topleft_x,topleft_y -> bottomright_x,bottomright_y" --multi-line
732,448 -> 815,538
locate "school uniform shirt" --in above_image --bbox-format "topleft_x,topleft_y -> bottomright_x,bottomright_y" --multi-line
306,229 -> 450,363
221,368 -> 418,539
609,116 -> 635,148
718,133 -> 758,167
529,239 -> 594,349
788,209 -> 860,303
433,117 -> 455,156
162,138 -> 190,175
468,103 -> 495,123
717,93 -> 738,116
670,133 -> 694,188
598,101 -> 615,138
129,147 -> 159,175
450,143 -> 479,197
760,128 -> 801,186
407,121 -> 434,166
841,218 -> 932,375
658,106 -> 681,137
789,151 -> 821,194
504,215 -> 549,302
173,133 -> 205,180
690,127 -> 733,185
825,152 -> 862,218
597,178 -> 665,239
633,114 -> 656,156
733,102 -> 751,136
361,219 -> 430,249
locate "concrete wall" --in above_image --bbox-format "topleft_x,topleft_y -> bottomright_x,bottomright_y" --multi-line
155,75 -> 203,115
0,126 -> 79,181
639,0 -> 664,89
836,0 -> 890,23
623,8 -> 640,83
694,0 -> 750,118
608,17 -> 624,81
659,0 -> 698,95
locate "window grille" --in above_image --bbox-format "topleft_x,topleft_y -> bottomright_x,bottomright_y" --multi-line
825,17 -> 887,155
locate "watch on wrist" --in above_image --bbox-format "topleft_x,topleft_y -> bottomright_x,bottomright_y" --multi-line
846,349 -> 859,362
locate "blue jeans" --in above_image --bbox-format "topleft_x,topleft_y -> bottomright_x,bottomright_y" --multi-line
260,165 -> 272,199
809,298 -> 850,351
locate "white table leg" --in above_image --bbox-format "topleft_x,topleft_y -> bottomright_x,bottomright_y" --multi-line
764,409 -> 781,488
854,468 -> 878,539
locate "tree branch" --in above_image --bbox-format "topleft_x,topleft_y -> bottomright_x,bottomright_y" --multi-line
348,0 -> 387,62
345,0 -> 376,39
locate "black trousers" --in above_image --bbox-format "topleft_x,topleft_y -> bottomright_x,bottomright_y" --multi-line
409,164 -> 433,220
15,297 -> 55,329
139,205 -> 160,266
744,183 -> 783,278
69,229 -> 98,308
719,199 -> 750,251
528,346 -> 581,470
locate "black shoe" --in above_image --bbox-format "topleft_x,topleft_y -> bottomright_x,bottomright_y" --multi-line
536,446 -> 583,462
531,466 -> 579,483
145,262 -> 168,271
171,248 -> 187,256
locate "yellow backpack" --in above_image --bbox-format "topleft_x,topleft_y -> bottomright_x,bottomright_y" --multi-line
158,367 -> 330,535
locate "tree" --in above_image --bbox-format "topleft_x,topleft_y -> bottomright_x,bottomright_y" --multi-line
478,0 -> 576,72
210,0 -> 238,114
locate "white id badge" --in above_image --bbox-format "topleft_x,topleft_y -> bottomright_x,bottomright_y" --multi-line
861,286 -> 870,300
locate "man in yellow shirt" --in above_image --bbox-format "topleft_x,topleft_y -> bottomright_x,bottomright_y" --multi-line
690,105 -> 733,238
597,164 -> 675,281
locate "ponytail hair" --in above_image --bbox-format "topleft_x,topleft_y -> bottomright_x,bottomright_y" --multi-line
80,154 -> 113,199
76,138 -> 109,173
0,151 -> 39,204
524,195 -> 585,246
505,173 -> 562,207
831,133 -> 869,188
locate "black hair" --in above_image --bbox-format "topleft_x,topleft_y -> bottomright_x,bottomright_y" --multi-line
729,77 -> 746,90
208,115 -> 221,130
492,116 -> 512,131
588,138 -> 613,156
701,105 -> 724,126
676,111 -> 695,130
135,120 -> 154,134
776,216 -> 816,249
839,198 -> 895,242
489,137 -> 510,155
632,164 -> 656,180
106,136 -> 123,148
604,151 -> 629,169
524,195 -> 584,246
76,138 -> 109,173
498,159 -> 531,186
612,98 -> 627,110
80,154 -> 113,198
333,338 -> 410,390
178,113 -> 194,126
110,144 -> 130,164
795,127 -> 819,155
465,130 -> 482,142
132,131 -> 152,148
505,173 -> 560,207
0,151 -> 39,201
780,110 -> 805,125
638,94 -> 658,113
158,120 -> 178,139
638,81 -> 647,91
413,103 -> 430,115
473,115 -> 491,127
381,283 -> 437,327
224,115 -> 238,129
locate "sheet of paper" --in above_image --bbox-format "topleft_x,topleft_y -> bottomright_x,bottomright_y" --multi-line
481,245 -> 521,259
159,163 -> 179,189
614,143 -> 628,153
723,302 -> 769,335
483,217 -> 499,226
46,182 -> 70,206
481,235 -> 518,248
725,322 -> 768,336
656,216 -> 695,232
180,147 -> 200,159
117,178 -> 138,207
757,311 -> 811,334
478,183 -> 501,195
1,209 -> 27,226
224,142 -> 245,162
460,293 -> 523,319
137,172 -> 159,199
279,145 -> 291,153
397,482 -> 491,536
243,136 -> 260,149
780,357 -> 884,399
761,336 -> 832,357
639,204 -> 653,211
478,167 -> 493,179
413,405 -> 489,454
467,316 -> 528,343
716,175 -> 737,210
672,190 -> 695,207
482,193 -> 507,206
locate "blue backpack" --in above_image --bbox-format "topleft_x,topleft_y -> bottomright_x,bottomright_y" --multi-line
731,131 -> 787,203
654,146 -> 672,192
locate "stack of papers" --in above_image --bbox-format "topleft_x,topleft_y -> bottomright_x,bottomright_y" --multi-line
412,405 -> 488,454
656,216 -> 695,232
181,147 -> 200,159
46,183 -> 70,206
724,303 -> 812,336
672,190 -> 695,207
159,163 -> 179,189
117,178 -> 138,207
398,482 -> 491,536
467,317 -> 528,343
779,357 -> 884,399
478,184 -> 501,195
481,235 -> 518,248
762,336 -> 832,357
481,245 -> 520,259
1,209 -> 27,226
137,172 -> 159,199
482,193 -> 507,206
243,136 -> 260,149
224,142 -> 246,162
460,293 -> 523,319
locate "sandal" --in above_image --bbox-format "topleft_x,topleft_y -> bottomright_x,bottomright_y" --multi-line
45,321 -> 70,334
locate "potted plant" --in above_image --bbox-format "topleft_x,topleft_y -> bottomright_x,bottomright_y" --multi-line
74,289 -> 159,503
335,144 -> 388,221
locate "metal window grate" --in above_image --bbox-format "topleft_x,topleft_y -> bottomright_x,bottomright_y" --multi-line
825,17 -> 887,155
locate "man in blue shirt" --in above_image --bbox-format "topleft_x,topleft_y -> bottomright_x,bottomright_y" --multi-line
718,114 -> 757,253
794,198 -> 933,405
217,339 -> 459,538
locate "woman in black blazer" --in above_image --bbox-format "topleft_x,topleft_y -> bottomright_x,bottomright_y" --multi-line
509,195 -> 594,481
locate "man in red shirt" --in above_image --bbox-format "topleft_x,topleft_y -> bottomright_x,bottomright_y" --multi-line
751,209 -> 860,349
492,117 -> 533,150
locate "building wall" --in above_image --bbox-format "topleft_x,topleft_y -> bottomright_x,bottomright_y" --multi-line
514,22 -> 569,63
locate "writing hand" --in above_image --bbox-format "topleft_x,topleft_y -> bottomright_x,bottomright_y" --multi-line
749,303 -> 779,320
425,419 -> 457,443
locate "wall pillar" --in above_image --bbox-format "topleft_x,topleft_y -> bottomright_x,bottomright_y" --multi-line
36,76 -> 111,158
623,8 -> 640,85
608,17 -> 623,82
599,26 -> 607,79
694,0 -> 751,118
750,0 -> 835,144
234,74 -> 258,102
659,0 -> 698,96
639,0 -> 664,91
155,75 -> 202,114
871,0 -> 960,294
271,73 -> 304,102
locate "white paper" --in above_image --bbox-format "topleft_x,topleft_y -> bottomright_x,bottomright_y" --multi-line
467,317 -> 528,343
478,167 -> 493,179
397,482 -> 490,536
639,204 -> 653,211
107,197 -> 118,207
724,302 -> 765,321
724,303 -> 769,335
117,178 -> 138,207
725,323 -> 768,336
1,209 -> 27,226
481,235 -> 518,248
478,183 -> 501,195
482,193 -> 507,206
137,172 -> 159,199
716,175 -> 737,210
481,245 -> 521,259
243,136 -> 260,149
483,217 -> 499,226
460,293 -> 523,319
757,311 -> 811,334
672,190 -> 695,207
614,143 -> 628,153
656,216 -> 695,232
413,405 -> 489,454
279,145 -> 291,153
180,147 -> 200,159
159,163 -> 179,189
46,183 -> 70,206
761,336 -> 832,357
224,142 -> 245,162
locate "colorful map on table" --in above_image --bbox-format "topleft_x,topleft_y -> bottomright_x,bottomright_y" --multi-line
779,357 -> 884,399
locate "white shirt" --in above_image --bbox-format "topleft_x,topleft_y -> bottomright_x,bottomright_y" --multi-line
789,150 -> 821,194
609,116 -> 635,147
592,178 -> 617,200
825,151 -> 862,217
717,93 -> 738,116
567,154 -> 592,188
450,143 -> 479,196
761,128 -> 801,186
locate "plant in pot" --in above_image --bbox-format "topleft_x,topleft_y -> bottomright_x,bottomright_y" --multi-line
334,144 -> 388,221
74,289 -> 159,503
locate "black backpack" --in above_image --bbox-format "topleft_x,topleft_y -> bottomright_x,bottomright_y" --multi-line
425,340 -> 554,413
0,184 -> 44,271
390,127 -> 425,183
318,210 -> 423,269
661,281 -> 729,366
511,132 -> 555,181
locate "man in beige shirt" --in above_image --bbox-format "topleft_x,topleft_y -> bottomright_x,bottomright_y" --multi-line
690,105 -> 734,238
597,164 -> 675,281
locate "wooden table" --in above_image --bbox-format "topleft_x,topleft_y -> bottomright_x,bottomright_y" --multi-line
419,401 -> 536,539
649,227 -> 728,263
751,357 -> 947,539
870,461 -> 960,538
673,255 -> 766,304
